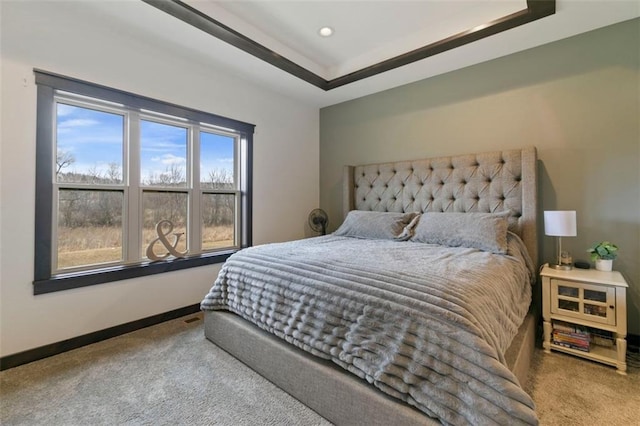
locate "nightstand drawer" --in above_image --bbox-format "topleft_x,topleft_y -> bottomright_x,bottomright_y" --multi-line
551,279 -> 616,325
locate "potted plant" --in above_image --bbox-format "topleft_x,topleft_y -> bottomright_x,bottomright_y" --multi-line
587,241 -> 619,271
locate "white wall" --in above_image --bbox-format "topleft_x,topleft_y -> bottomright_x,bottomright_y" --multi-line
0,2 -> 319,357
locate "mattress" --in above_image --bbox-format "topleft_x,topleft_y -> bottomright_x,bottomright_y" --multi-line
201,233 -> 537,425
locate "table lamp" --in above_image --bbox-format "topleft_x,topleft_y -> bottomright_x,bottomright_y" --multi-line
544,210 -> 577,270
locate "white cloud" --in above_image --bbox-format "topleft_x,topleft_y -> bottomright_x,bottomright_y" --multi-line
57,104 -> 77,117
152,153 -> 186,166
141,141 -> 185,153
58,118 -> 100,129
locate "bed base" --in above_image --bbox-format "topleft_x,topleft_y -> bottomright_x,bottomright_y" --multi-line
204,309 -> 536,425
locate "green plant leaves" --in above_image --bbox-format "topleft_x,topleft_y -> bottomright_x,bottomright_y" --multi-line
587,241 -> 618,260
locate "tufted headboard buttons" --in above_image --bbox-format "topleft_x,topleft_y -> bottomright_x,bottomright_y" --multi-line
344,147 -> 538,266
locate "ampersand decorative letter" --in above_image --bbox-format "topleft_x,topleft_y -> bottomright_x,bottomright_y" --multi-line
146,220 -> 188,261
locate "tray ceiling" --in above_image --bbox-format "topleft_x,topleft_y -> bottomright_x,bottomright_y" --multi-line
48,1 -> 640,107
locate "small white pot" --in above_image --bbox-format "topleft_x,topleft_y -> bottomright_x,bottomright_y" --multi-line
595,258 -> 613,272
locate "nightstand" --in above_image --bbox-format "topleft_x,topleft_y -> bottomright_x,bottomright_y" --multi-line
540,264 -> 628,374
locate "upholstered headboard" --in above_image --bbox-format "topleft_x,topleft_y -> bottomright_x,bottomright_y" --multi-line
343,147 -> 538,266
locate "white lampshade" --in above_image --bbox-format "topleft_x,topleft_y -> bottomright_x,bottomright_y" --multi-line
544,211 -> 577,237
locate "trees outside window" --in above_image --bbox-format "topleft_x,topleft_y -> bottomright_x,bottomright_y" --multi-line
34,70 -> 254,294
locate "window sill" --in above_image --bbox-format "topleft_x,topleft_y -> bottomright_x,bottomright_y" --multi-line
33,251 -> 235,295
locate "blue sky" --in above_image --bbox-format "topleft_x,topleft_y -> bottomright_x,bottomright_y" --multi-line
56,103 -> 235,184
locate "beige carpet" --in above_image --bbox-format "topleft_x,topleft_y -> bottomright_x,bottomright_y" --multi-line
526,346 -> 640,425
1,313 -> 638,425
0,314 -> 329,426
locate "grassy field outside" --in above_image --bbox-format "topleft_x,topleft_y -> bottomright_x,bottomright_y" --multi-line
57,225 -> 234,269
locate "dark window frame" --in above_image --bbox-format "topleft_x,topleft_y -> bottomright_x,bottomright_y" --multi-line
33,69 -> 254,295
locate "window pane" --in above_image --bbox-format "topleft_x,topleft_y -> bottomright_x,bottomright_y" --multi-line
56,103 -> 123,184
141,120 -> 188,187
558,299 -> 579,312
142,191 -> 188,258
200,131 -> 235,189
584,289 -> 607,303
583,303 -> 607,317
558,285 -> 578,298
57,189 -> 123,269
202,193 -> 236,250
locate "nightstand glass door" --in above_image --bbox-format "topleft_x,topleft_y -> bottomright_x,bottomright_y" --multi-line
551,279 -> 616,325
584,289 -> 609,318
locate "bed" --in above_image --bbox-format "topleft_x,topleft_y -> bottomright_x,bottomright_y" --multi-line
201,147 -> 539,425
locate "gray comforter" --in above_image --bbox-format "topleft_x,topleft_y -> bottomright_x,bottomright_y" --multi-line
201,233 -> 537,425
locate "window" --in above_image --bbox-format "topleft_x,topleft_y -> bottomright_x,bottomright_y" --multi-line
34,70 -> 254,294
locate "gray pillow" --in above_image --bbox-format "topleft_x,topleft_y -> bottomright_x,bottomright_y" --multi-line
334,210 -> 419,240
410,211 -> 510,254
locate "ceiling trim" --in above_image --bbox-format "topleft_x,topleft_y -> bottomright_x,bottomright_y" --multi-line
141,0 -> 556,91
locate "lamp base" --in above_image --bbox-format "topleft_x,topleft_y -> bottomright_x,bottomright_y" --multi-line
549,263 -> 573,270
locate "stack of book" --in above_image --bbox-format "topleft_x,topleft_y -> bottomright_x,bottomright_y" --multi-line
552,320 -> 590,352
590,328 -> 614,347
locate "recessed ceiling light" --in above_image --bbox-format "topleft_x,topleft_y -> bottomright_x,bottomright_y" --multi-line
318,26 -> 333,37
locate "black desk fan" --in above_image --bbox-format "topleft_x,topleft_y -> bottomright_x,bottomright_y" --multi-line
308,208 -> 328,235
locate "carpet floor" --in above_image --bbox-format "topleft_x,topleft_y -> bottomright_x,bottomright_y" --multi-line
1,313 -> 638,425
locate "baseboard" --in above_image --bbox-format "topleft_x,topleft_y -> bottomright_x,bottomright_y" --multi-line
0,304 -> 200,371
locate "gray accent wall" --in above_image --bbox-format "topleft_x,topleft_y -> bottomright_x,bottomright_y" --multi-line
320,19 -> 640,334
